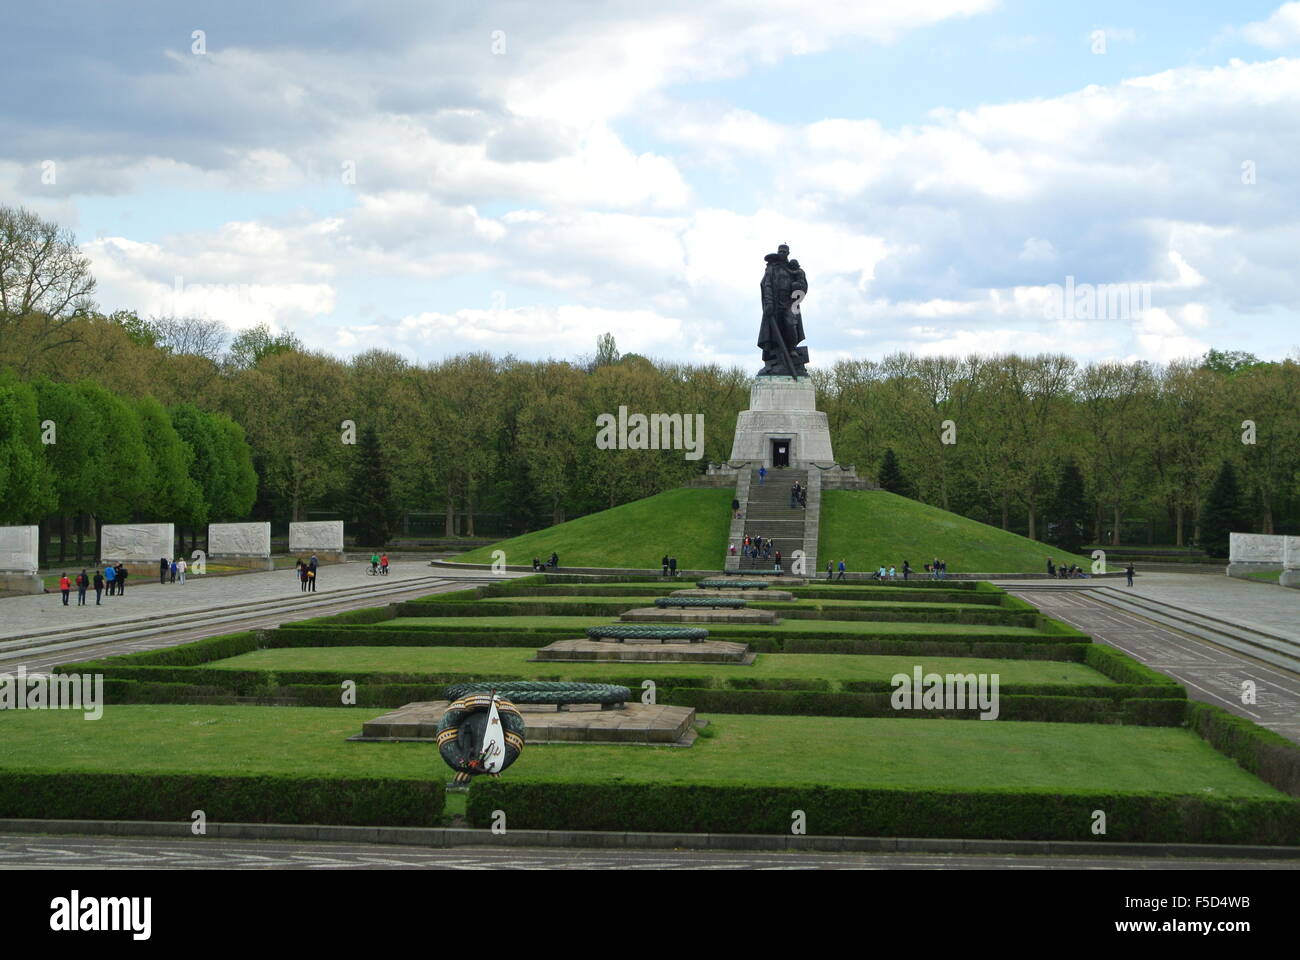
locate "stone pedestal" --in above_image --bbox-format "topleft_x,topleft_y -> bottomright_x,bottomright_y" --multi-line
1281,537 -> 1300,590
621,606 -> 779,624
534,638 -> 755,664
0,526 -> 42,594
102,523 -> 176,577
353,701 -> 697,745
1227,532 -> 1287,579
209,522 -> 274,570
729,377 -> 835,468
289,521 -> 345,563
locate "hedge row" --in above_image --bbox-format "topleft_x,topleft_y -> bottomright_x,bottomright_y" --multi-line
466,781 -> 1300,844
838,680 -> 1183,701
771,607 -> 1040,627
790,588 -> 996,604
663,689 -> 1187,724
80,631 -> 262,668
0,771 -> 444,826
1188,702 -> 1300,797
1084,646 -> 1183,688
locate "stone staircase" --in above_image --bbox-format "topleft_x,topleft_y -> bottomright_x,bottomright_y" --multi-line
727,468 -> 817,575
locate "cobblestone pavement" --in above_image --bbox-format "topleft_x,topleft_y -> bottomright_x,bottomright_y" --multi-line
0,834 -> 1293,870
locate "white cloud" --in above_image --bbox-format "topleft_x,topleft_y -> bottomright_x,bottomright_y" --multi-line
1242,3 -> 1300,48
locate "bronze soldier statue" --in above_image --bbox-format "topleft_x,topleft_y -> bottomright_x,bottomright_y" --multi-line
757,244 -> 809,377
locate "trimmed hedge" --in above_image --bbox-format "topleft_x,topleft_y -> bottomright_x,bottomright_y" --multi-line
0,771 -> 444,826
791,588 -> 995,604
838,680 -> 1183,701
1188,702 -> 1300,797
466,781 -> 1300,844
662,688 -> 1187,724
769,607 -> 1040,627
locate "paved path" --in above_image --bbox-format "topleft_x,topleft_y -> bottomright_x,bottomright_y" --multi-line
1,834 -> 1293,870
1110,570 -> 1300,643
1005,583 -> 1300,744
0,564 -> 512,674
0,561 -> 466,642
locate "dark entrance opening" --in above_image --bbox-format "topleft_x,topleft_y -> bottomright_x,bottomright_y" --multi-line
772,439 -> 791,468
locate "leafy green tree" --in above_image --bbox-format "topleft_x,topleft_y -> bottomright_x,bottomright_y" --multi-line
877,448 -> 910,496
1047,459 -> 1088,553
135,395 -> 202,523
1200,348 -> 1262,376
211,415 -> 259,521
1200,460 -> 1250,558
0,375 -> 54,523
347,425 -> 393,547
227,322 -> 303,369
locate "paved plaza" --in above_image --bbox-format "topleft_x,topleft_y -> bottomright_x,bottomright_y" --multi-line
0,560 -> 499,645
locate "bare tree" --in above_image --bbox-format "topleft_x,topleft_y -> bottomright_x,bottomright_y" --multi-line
150,315 -> 230,361
0,205 -> 96,320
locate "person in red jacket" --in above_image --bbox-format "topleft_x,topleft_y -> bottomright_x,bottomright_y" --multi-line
380,553 -> 389,576
59,573 -> 71,605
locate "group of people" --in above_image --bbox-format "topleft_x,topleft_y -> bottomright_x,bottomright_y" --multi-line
368,552 -> 390,576
789,480 -> 807,509
924,559 -> 949,579
733,534 -> 779,563
531,552 -> 560,571
295,554 -> 319,592
869,561 -> 914,580
58,563 -> 131,606
158,556 -> 189,585
660,554 -> 680,577
1046,558 -> 1087,579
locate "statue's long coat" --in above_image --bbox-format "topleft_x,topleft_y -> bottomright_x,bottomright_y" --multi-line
758,254 -> 806,361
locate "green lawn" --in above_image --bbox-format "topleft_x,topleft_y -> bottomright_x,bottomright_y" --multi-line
451,487 -> 733,569
481,594 -> 992,612
207,646 -> 1111,687
380,615 -> 1055,637
1243,570 -> 1281,584
819,489 -> 1095,574
0,706 -> 1277,796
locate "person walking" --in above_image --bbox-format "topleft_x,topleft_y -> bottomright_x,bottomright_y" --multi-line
758,465 -> 766,485
169,559 -> 178,583
76,569 -> 88,605
837,559 -> 846,581
298,560 -> 308,593
902,560 -> 911,580
669,556 -> 677,577
826,560 -> 833,580
774,548 -> 782,571
380,553 -> 389,575
116,564 -> 128,595
309,554 -> 319,590
1126,562 -> 1135,587
93,570 -> 104,605
370,552 -> 380,575
159,557 -> 169,585
59,573 -> 71,605
104,562 -> 116,597
177,557 -> 187,584
662,554 -> 670,577
1046,557 -> 1055,578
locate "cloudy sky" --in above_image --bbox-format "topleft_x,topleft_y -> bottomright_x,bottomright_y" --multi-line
5,0 -> 1300,369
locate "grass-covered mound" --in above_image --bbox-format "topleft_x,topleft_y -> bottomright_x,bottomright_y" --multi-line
820,489 -> 1095,574
451,487 -> 732,569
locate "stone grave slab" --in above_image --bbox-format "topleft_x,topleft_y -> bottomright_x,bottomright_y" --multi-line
351,700 -> 697,745
533,638 -> 754,664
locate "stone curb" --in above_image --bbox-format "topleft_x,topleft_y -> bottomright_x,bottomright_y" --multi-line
1,820 -> 1297,860
425,559 -> 1128,581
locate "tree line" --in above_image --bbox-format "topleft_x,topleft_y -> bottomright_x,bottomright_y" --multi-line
2,204 -> 1297,555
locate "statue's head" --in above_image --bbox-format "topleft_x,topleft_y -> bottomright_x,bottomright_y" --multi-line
778,244 -> 790,256
789,259 -> 800,270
